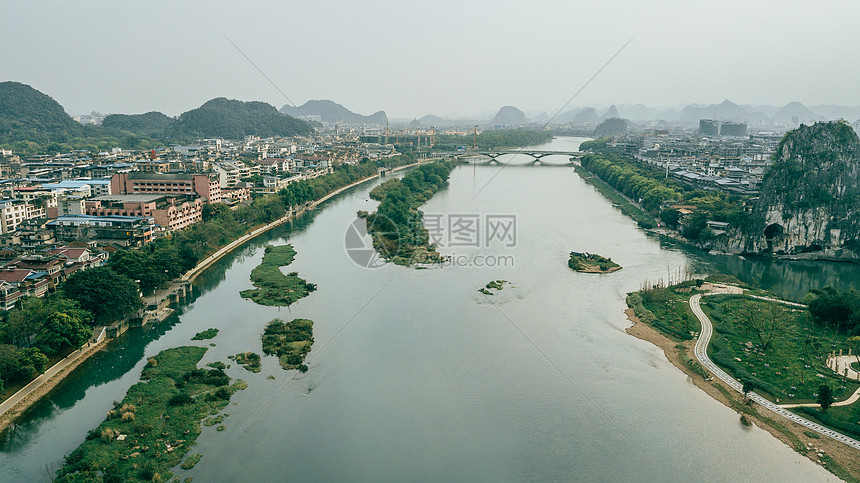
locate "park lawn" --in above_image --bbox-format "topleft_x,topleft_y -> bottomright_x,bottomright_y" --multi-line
240,245 -> 316,306
631,283 -> 702,340
701,294 -> 859,404
796,402 -> 860,440
55,347 -> 244,482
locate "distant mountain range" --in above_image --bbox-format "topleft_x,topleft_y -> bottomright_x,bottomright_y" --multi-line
280,100 -> 387,126
0,81 -> 313,153
403,100 -> 860,130
555,100 -> 860,126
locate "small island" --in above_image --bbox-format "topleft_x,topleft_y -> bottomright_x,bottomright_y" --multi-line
568,251 -> 621,273
240,245 -> 316,306
478,280 -> 509,295
261,318 -> 314,372
233,352 -> 261,373
192,328 -> 219,340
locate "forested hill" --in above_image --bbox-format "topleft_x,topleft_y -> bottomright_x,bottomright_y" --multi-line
0,81 -> 85,145
101,111 -> 174,137
169,98 -> 312,140
0,82 -> 314,154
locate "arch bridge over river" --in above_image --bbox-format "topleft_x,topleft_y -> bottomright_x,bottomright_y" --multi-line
464,150 -> 582,166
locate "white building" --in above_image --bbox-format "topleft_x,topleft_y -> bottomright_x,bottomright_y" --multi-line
0,199 -> 45,234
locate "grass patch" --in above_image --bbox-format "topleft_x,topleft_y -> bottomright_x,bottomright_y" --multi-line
55,347 -> 245,482
795,406 -> 860,439
702,294 -> 857,403
262,318 -> 314,371
234,352 -> 261,373
240,245 -> 316,306
191,328 -> 219,340
203,414 -> 225,427
180,453 -> 201,470
819,453 -> 859,483
627,286 -> 699,340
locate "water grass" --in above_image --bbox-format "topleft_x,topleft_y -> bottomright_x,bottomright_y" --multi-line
261,318 -> 314,371
54,347 -> 244,482
240,245 -> 316,306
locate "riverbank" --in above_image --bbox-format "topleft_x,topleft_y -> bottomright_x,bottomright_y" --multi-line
0,337 -> 108,435
625,308 -> 860,482
185,159 -> 432,281
0,159 -> 434,436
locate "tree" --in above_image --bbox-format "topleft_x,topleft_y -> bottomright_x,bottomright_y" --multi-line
808,287 -> 860,333
35,312 -> 91,355
660,208 -> 680,229
848,336 -> 860,366
817,384 -> 834,411
734,302 -> 789,352
61,268 -> 142,324
109,249 -> 165,294
742,380 -> 755,403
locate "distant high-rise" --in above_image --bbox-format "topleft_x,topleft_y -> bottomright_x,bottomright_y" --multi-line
720,121 -> 747,137
699,119 -> 719,136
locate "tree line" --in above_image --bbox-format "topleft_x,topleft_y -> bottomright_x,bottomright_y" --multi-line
579,144 -> 746,240
366,161 -> 454,263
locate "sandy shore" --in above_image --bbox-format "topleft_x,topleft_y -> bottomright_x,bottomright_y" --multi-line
625,308 -> 860,481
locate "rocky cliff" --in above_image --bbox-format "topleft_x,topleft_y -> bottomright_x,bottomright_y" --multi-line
723,121 -> 860,261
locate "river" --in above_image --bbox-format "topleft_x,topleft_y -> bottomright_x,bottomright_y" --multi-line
2,137 -> 858,481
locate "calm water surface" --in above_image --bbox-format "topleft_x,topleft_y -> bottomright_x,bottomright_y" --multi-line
2,137 -> 857,482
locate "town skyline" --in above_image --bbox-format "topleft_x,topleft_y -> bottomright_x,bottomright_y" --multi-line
2,0 -> 859,118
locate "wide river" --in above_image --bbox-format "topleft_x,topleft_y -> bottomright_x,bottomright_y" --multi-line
2,137 -> 858,481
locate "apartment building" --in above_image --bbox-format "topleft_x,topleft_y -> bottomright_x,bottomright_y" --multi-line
111,172 -> 222,203
0,199 -> 46,234
86,194 -> 204,232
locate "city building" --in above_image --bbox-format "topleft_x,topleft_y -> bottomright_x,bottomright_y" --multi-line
111,172 -> 222,203
0,199 -> 47,234
86,194 -> 204,232
47,215 -> 155,247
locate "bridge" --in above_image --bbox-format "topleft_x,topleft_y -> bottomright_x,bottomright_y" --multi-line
463,150 -> 582,166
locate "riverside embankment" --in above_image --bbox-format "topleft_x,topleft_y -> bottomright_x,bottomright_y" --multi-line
0,160 -> 432,436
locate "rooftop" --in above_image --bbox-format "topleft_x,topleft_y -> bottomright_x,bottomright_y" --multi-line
92,194 -> 168,203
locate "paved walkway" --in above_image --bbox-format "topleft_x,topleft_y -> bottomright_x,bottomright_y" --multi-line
0,338 -> 106,418
690,293 -> 860,450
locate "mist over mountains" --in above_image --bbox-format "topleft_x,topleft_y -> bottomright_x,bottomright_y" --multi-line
393,99 -> 860,130
279,100 -> 387,126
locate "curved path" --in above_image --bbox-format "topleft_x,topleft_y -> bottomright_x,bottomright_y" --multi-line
781,356 -> 860,409
690,293 -> 860,450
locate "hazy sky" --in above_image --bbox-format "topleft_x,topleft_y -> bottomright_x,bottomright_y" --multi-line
2,0 -> 859,118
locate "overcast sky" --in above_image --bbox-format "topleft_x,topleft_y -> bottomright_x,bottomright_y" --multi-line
2,0 -> 859,118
